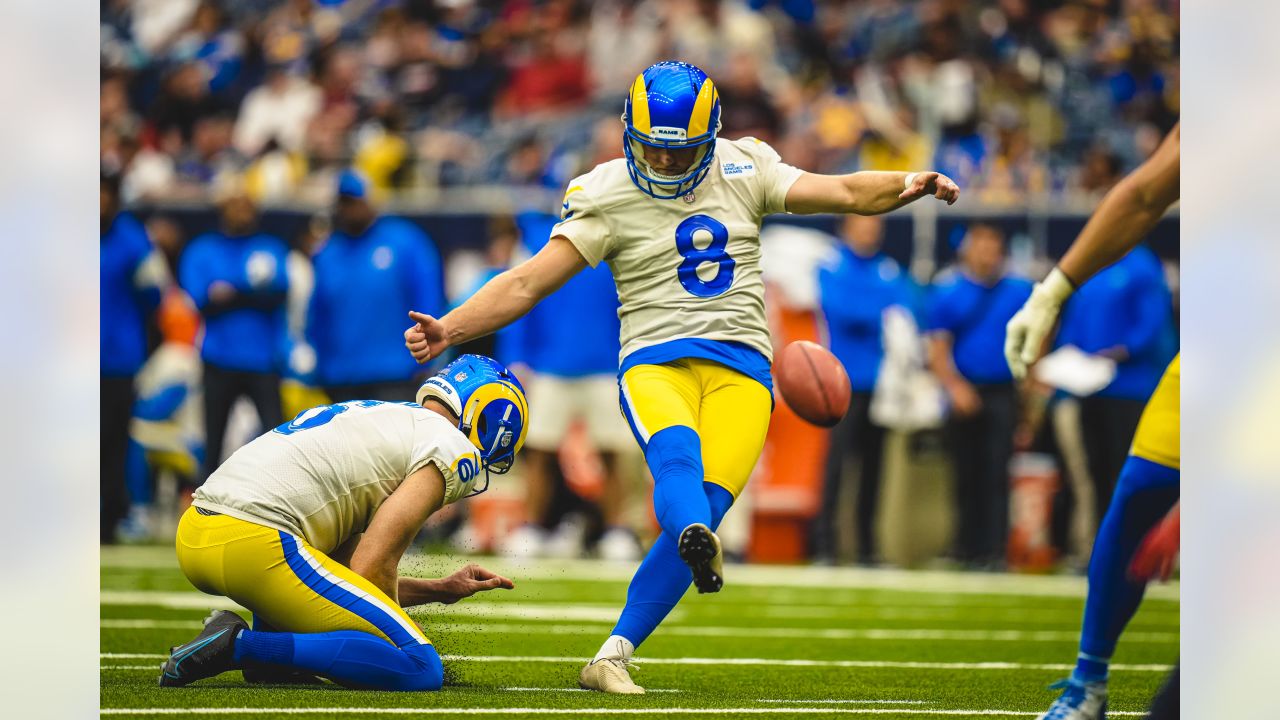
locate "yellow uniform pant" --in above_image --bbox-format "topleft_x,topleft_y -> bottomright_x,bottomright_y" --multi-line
175,507 -> 429,648
618,358 -> 773,498
1130,354 -> 1180,470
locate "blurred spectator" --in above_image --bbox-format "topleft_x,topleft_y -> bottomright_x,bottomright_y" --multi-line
179,182 -> 289,477
814,215 -> 916,565
716,52 -> 783,144
308,170 -> 444,401
586,0 -> 665,101
497,6 -> 591,118
169,1 -> 245,96
498,211 -> 637,561
101,173 -> 169,542
667,0 -> 777,81
121,287 -> 204,542
149,61 -> 226,145
450,215 -> 522,362
232,65 -> 321,157
924,224 -> 1031,569
1055,244 -> 1176,527
1076,145 -> 1124,198
281,213 -> 331,420
176,114 -> 238,186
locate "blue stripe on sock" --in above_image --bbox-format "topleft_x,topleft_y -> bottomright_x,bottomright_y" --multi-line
278,532 -> 419,648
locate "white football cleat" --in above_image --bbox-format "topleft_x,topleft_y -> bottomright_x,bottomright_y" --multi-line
1037,676 -> 1108,720
579,656 -> 644,694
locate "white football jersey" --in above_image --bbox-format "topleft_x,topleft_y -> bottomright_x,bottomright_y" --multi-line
193,400 -> 482,554
551,137 -> 803,363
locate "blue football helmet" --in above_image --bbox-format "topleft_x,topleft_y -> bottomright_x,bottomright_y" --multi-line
416,354 -> 529,494
622,61 -> 722,199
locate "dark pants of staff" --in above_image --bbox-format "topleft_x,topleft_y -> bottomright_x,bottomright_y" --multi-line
1079,394 -> 1146,518
947,382 -> 1018,567
101,374 -> 135,543
812,391 -> 887,563
323,380 -> 420,405
203,363 -> 282,480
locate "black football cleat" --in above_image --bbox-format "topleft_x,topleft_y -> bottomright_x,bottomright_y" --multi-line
678,523 -> 724,593
159,610 -> 248,687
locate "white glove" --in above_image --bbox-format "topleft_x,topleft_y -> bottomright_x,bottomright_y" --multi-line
1004,267 -> 1076,380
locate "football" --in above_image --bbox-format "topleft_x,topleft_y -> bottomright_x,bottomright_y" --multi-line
776,340 -> 851,428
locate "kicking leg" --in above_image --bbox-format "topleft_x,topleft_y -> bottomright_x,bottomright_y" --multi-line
584,361 -> 771,694
581,482 -> 734,694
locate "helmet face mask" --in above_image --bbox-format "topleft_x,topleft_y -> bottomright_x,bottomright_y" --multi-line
622,61 -> 722,200
416,354 -> 528,498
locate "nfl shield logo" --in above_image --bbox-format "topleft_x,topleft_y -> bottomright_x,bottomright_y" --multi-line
454,372 -> 468,382
683,191 -> 695,203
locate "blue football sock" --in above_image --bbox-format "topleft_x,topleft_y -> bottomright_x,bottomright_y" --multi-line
612,482 -> 734,647
646,426 -> 711,538
1075,455 -> 1179,682
234,630 -> 444,691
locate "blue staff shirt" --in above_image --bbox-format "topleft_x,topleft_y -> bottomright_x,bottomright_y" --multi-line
308,217 -> 444,386
926,269 -> 1033,385
101,212 -> 162,377
510,212 -> 621,378
1056,246 -> 1177,400
180,231 -> 290,373
819,246 -> 918,393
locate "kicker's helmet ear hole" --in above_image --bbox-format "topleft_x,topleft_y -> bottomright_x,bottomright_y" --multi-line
477,414 -> 488,438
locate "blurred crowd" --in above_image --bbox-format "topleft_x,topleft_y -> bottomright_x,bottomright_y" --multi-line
101,0 -> 1179,205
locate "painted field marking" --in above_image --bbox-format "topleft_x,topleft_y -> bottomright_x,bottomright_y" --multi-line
100,618 -> 1177,645
100,546 -> 1178,601
98,707 -> 1150,716
99,653 -> 1173,673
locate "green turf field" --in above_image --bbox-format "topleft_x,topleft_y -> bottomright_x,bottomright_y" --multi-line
101,545 -> 1178,718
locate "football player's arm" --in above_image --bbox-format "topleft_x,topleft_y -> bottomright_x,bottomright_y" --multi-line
784,170 -> 959,216
347,464 -> 447,603
405,237 -> 586,364
1005,123 -> 1180,379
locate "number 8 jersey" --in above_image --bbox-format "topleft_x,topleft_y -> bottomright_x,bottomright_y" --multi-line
552,136 -> 803,388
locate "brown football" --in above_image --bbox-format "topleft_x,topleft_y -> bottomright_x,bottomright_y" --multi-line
776,340 -> 852,428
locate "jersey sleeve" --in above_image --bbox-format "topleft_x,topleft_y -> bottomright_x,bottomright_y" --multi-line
741,137 -> 804,216
550,180 -> 613,268
409,422 -> 483,506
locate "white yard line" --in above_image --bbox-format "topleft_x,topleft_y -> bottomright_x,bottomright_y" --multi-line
101,547 -> 1178,601
99,707 -> 1150,716
755,700 -> 932,705
98,653 -> 1173,673
498,688 -> 681,693
100,618 -> 1177,644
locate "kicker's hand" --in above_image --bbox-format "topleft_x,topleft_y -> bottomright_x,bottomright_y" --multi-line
900,171 -> 960,205
1130,503 -> 1180,583
404,311 -> 449,364
434,563 -> 515,604
1004,268 -> 1076,380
